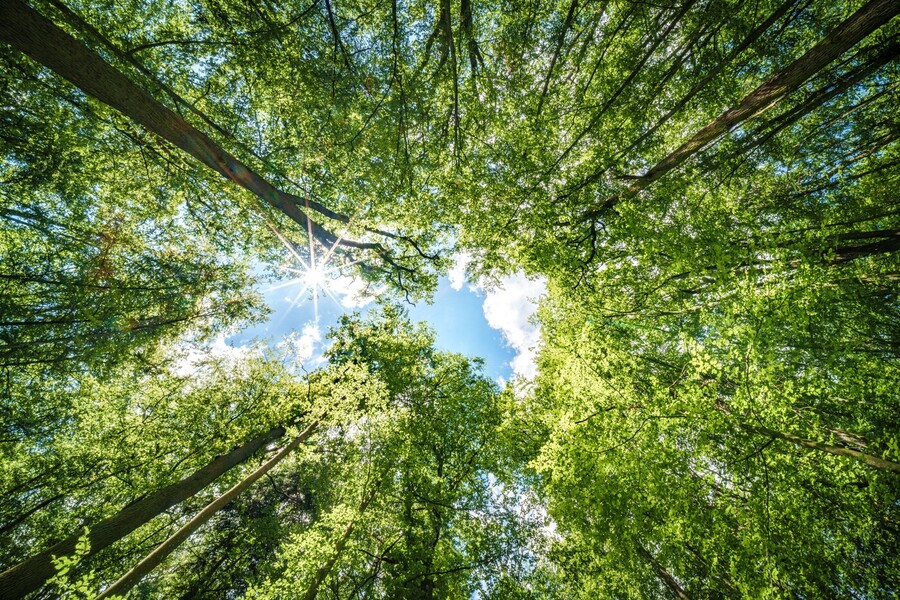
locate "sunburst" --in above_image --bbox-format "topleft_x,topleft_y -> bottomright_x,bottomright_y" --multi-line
263,220 -> 363,324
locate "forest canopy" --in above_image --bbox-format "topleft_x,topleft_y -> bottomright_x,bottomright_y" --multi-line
1,0 -> 898,598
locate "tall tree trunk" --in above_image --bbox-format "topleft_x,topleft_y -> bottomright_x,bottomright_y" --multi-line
0,0 -> 371,253
96,421 -> 319,599
739,422 -> 900,473
637,543 -> 691,600
831,229 -> 900,263
302,485 -> 379,600
0,425 -> 286,600
619,0 -> 800,159
588,0 -> 899,217
564,0 -> 801,199
638,543 -> 690,600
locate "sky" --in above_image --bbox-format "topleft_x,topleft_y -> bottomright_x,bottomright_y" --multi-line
225,251 -> 546,384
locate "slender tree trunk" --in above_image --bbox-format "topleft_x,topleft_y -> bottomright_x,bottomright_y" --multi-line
587,0 -> 899,217
637,543 -> 691,600
96,421 -> 319,599
0,425 -> 286,600
303,485 -> 379,600
0,0 -> 369,252
0,492 -> 64,536
618,0 -> 800,159
739,422 -> 900,473
535,0 -> 579,116
551,0 -> 697,174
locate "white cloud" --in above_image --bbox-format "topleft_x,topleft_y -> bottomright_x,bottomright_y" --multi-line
173,335 -> 260,377
330,275 -> 383,308
277,323 -> 324,368
479,273 -> 546,380
448,252 -> 472,291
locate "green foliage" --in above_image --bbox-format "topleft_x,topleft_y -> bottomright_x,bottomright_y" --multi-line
48,528 -> 97,599
1,0 -> 898,597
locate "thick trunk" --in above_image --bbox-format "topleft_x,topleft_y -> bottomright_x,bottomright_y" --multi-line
44,0 -> 234,141
831,229 -> 900,263
638,0 -> 897,184
619,0 -> 800,160
588,0 -> 899,216
741,41 -> 900,157
0,0 -> 371,252
0,425 -> 285,600
96,421 -> 318,599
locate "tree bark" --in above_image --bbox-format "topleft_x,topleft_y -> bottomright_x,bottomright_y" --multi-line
96,421 -> 318,599
739,422 -> 900,473
0,0 -> 372,252
302,485 -> 379,600
618,0 -> 800,160
587,0 -> 899,217
831,229 -> 900,263
637,543 -> 691,600
0,425 -> 286,600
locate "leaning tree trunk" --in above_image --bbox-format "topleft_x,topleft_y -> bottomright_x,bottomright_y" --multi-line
0,425 -> 286,600
302,485 -> 380,600
0,0 -> 369,252
95,421 -> 319,599
738,422 -> 900,473
587,0 -> 900,217
637,543 -> 691,600
831,229 -> 900,263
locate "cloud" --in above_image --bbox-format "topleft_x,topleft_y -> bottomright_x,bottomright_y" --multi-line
173,335 -> 260,377
479,273 -> 546,379
277,323 -> 324,368
330,275 -> 383,308
448,252 -> 472,291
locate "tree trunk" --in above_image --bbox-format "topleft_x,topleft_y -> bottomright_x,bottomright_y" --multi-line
552,0 -> 804,199
0,425 -> 286,600
831,229 -> 900,263
588,0 -> 899,216
739,422 -> 900,473
637,543 -> 691,600
96,421 -> 319,599
0,0 -> 371,252
303,485 -> 379,600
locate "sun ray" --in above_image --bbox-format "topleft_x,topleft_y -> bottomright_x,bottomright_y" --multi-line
321,285 -> 345,310
262,277 -> 305,293
264,199 -> 372,327
320,203 -> 366,267
267,221 -> 312,270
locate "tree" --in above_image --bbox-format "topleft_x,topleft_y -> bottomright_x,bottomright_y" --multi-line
0,0 -> 441,296
0,424 -> 287,599
238,308 -> 540,599
1,0 -> 898,597
584,0 -> 899,216
95,420 -> 319,599
525,281 -> 900,596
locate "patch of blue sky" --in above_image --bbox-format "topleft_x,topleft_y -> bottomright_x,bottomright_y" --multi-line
228,272 -> 520,383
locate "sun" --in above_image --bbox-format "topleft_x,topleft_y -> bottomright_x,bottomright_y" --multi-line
264,221 -> 363,324
304,266 -> 327,288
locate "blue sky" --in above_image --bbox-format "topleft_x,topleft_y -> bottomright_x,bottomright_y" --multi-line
226,255 -> 546,384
